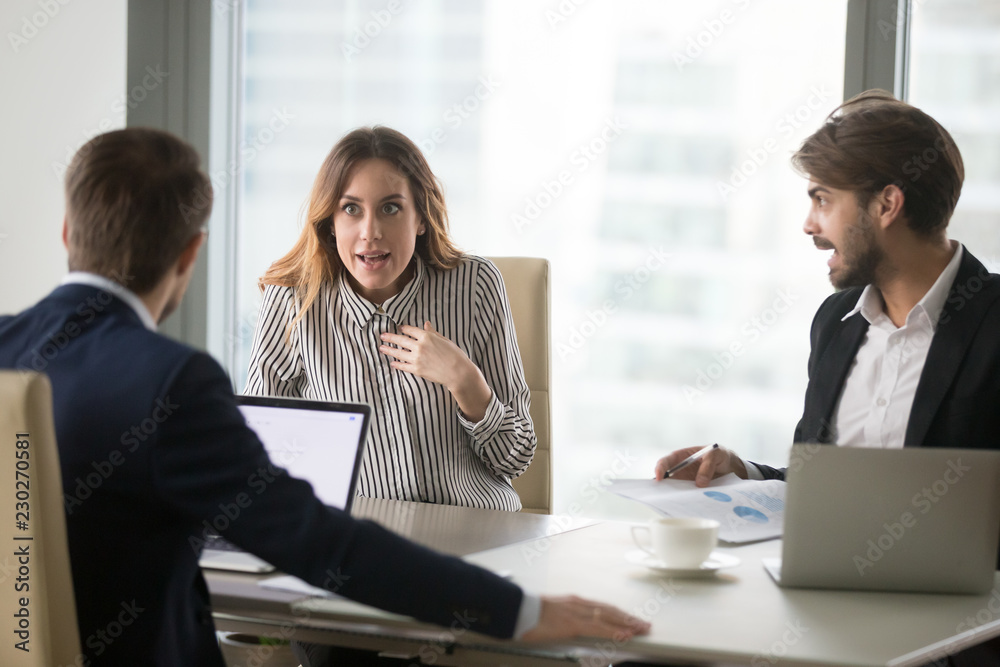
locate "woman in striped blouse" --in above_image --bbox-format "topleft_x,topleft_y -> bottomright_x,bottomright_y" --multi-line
244,126 -> 536,512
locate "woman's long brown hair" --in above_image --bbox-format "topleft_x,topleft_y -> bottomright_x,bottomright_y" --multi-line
259,126 -> 463,331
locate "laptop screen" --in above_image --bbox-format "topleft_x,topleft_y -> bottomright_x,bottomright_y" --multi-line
235,396 -> 370,511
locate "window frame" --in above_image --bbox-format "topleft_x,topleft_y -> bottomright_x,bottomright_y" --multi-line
125,0 -> 913,379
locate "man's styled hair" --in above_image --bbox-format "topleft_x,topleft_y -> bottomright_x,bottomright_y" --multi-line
64,128 -> 213,294
791,89 -> 964,236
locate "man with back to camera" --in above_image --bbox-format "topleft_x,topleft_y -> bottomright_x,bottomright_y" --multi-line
655,90 -> 1000,665
0,127 -> 649,666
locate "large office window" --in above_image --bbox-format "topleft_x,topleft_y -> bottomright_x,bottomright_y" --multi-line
230,0 -> 850,519
909,0 -> 1000,272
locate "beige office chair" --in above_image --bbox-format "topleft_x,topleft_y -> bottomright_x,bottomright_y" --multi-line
488,258 -> 552,515
0,371 -> 81,666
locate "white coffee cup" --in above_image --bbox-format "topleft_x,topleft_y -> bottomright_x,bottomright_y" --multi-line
631,517 -> 719,568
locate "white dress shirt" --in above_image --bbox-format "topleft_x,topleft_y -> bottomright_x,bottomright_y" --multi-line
61,272 -> 157,331
832,242 -> 962,448
746,242 -> 963,479
244,254 -> 536,512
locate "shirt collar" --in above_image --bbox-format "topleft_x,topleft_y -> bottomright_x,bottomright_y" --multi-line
337,255 -> 425,328
60,272 -> 158,331
841,241 -> 964,330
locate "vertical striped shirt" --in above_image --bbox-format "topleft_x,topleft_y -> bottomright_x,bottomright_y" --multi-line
244,254 -> 535,511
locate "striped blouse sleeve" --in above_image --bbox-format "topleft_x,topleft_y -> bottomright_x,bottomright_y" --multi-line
244,284 -> 304,397
457,259 -> 537,478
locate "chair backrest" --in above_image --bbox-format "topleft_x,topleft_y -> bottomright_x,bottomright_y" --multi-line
0,371 -> 81,665
487,258 -> 552,515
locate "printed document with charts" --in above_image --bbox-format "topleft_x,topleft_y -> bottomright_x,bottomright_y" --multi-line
608,474 -> 786,543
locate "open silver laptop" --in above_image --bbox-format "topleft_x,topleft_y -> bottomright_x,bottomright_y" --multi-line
764,444 -> 1000,594
199,396 -> 370,573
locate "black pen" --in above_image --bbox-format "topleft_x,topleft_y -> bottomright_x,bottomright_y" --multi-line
664,443 -> 719,478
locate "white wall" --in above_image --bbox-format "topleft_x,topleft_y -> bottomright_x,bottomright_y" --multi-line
0,0 -> 127,314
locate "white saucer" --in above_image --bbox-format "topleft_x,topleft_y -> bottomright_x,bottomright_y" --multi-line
625,550 -> 741,577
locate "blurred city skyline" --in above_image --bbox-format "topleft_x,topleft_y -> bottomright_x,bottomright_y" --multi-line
232,0 -> 999,520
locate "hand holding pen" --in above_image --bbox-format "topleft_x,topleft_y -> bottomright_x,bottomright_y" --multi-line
654,443 -> 750,487
662,443 -> 719,478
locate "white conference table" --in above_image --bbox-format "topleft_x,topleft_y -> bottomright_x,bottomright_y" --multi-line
206,497 -> 1000,666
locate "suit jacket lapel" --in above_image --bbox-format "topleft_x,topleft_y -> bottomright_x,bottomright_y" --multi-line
906,250 -> 997,447
809,312 -> 869,440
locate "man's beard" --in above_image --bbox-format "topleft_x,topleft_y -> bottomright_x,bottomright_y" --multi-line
830,208 -> 885,289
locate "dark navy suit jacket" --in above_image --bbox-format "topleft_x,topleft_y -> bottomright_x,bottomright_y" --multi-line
0,284 -> 522,666
754,248 -> 1000,481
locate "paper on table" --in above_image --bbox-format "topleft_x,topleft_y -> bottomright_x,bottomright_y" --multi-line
608,474 -> 786,543
259,574 -> 340,599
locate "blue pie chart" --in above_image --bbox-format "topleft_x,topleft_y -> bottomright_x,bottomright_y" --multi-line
733,506 -> 768,523
703,491 -> 732,502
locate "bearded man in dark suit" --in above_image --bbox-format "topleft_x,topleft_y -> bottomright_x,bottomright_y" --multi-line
656,90 -> 999,667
